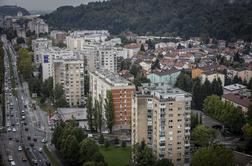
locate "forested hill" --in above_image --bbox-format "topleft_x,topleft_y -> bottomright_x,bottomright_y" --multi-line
43,0 -> 252,41
0,6 -> 30,16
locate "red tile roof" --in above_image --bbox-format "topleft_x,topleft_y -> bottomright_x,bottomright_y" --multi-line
222,93 -> 250,108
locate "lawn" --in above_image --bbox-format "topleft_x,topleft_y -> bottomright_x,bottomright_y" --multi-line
100,147 -> 131,166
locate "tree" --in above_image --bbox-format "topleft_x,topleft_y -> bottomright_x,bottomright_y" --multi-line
247,103 -> 252,125
151,59 -> 161,70
191,146 -> 235,166
154,159 -> 173,166
140,44 -> 145,52
242,123 -> 252,138
192,125 -> 216,147
17,48 -> 33,80
79,138 -> 99,163
133,141 -> 156,166
94,99 -> 103,133
64,135 -> 80,165
87,95 -> 94,132
192,78 -> 203,109
146,39 -> 155,50
104,90 -> 115,133
175,72 -> 192,92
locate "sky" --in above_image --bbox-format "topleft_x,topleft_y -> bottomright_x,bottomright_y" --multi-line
0,0 -> 98,11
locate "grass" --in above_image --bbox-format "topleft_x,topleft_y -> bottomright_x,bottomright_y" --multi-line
43,145 -> 61,166
100,147 -> 131,166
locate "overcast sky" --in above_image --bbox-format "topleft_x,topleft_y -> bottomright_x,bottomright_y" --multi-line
0,0 -> 98,11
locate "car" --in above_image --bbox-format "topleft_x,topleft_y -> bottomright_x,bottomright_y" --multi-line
38,147 -> 42,153
21,110 -> 25,114
10,161 -> 16,166
21,116 -> 25,120
29,143 -> 34,147
8,137 -> 12,140
32,159 -> 38,165
25,127 -> 28,131
33,138 -> 37,142
22,156 -> 27,162
15,139 -> 19,142
6,123 -> 10,127
12,128 -> 16,132
41,138 -> 47,143
7,127 -> 11,132
18,146 -> 22,151
27,136 -> 31,140
8,155 -> 13,161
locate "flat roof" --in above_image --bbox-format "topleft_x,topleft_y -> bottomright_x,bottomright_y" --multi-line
224,84 -> 246,91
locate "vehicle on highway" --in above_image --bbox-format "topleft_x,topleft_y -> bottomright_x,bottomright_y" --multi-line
10,161 -> 16,166
33,137 -> 37,142
38,147 -> 42,153
21,110 -> 25,114
25,127 -> 28,131
32,159 -> 38,165
7,127 -> 11,132
29,142 -> 34,147
12,128 -> 16,132
15,139 -> 19,142
27,136 -> 31,140
8,155 -> 13,161
18,145 -> 22,151
21,116 -> 25,120
7,122 -> 10,127
41,138 -> 47,143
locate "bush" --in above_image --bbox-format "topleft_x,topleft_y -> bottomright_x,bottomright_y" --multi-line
114,137 -> 119,145
98,135 -> 105,144
104,139 -> 110,148
121,141 -> 126,148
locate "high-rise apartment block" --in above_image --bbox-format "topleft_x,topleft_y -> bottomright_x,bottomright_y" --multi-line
53,59 -> 85,106
89,69 -> 135,130
132,83 -> 191,166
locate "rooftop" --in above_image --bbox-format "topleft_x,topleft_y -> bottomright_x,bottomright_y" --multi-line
222,93 -> 250,108
92,69 -> 134,87
137,83 -> 191,101
224,84 -> 246,91
56,108 -> 87,121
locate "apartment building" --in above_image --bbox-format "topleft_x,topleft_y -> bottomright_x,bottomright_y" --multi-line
40,47 -> 74,81
53,59 -> 85,106
132,83 -> 191,166
89,70 -> 135,131
32,38 -> 52,52
28,18 -> 48,36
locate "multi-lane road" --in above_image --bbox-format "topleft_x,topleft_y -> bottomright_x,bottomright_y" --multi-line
0,35 -> 52,166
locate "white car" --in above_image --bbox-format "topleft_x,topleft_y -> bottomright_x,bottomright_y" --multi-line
10,161 -> 16,166
7,127 -> 11,132
18,146 -> 22,151
38,147 -> 42,153
7,123 -> 10,127
21,116 -> 25,120
8,155 -> 13,161
41,138 -> 47,143
12,128 -> 16,132
21,110 -> 25,114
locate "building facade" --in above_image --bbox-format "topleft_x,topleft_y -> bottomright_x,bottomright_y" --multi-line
53,59 -> 85,107
132,83 -> 191,166
89,70 -> 135,130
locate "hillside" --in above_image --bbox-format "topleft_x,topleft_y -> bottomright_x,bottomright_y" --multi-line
43,0 -> 252,41
0,6 -> 30,16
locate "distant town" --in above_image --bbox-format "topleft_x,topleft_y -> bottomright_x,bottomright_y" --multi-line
0,8 -> 252,166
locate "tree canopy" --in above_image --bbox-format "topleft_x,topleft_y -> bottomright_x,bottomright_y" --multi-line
44,0 -> 252,41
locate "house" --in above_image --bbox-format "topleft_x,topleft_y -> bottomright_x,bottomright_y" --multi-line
201,71 -> 225,87
227,69 -> 252,82
147,68 -> 181,85
222,93 -> 250,114
191,68 -> 204,79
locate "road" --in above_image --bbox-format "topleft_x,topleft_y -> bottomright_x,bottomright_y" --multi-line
0,35 -> 52,166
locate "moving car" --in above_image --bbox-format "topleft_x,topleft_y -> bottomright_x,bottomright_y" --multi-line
41,138 -> 47,143
12,128 -> 16,132
8,155 -> 13,161
18,146 -> 22,151
10,161 -> 16,166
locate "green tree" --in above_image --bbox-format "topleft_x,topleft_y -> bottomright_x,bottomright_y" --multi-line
104,90 -> 115,133
175,72 -> 192,92
154,159 -> 173,166
140,44 -> 145,52
192,78 -> 203,109
133,141 -> 156,166
87,95 -> 94,132
191,146 -> 235,166
64,135 -> 80,165
192,125 -> 216,147
17,48 -> 33,80
247,103 -> 252,125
